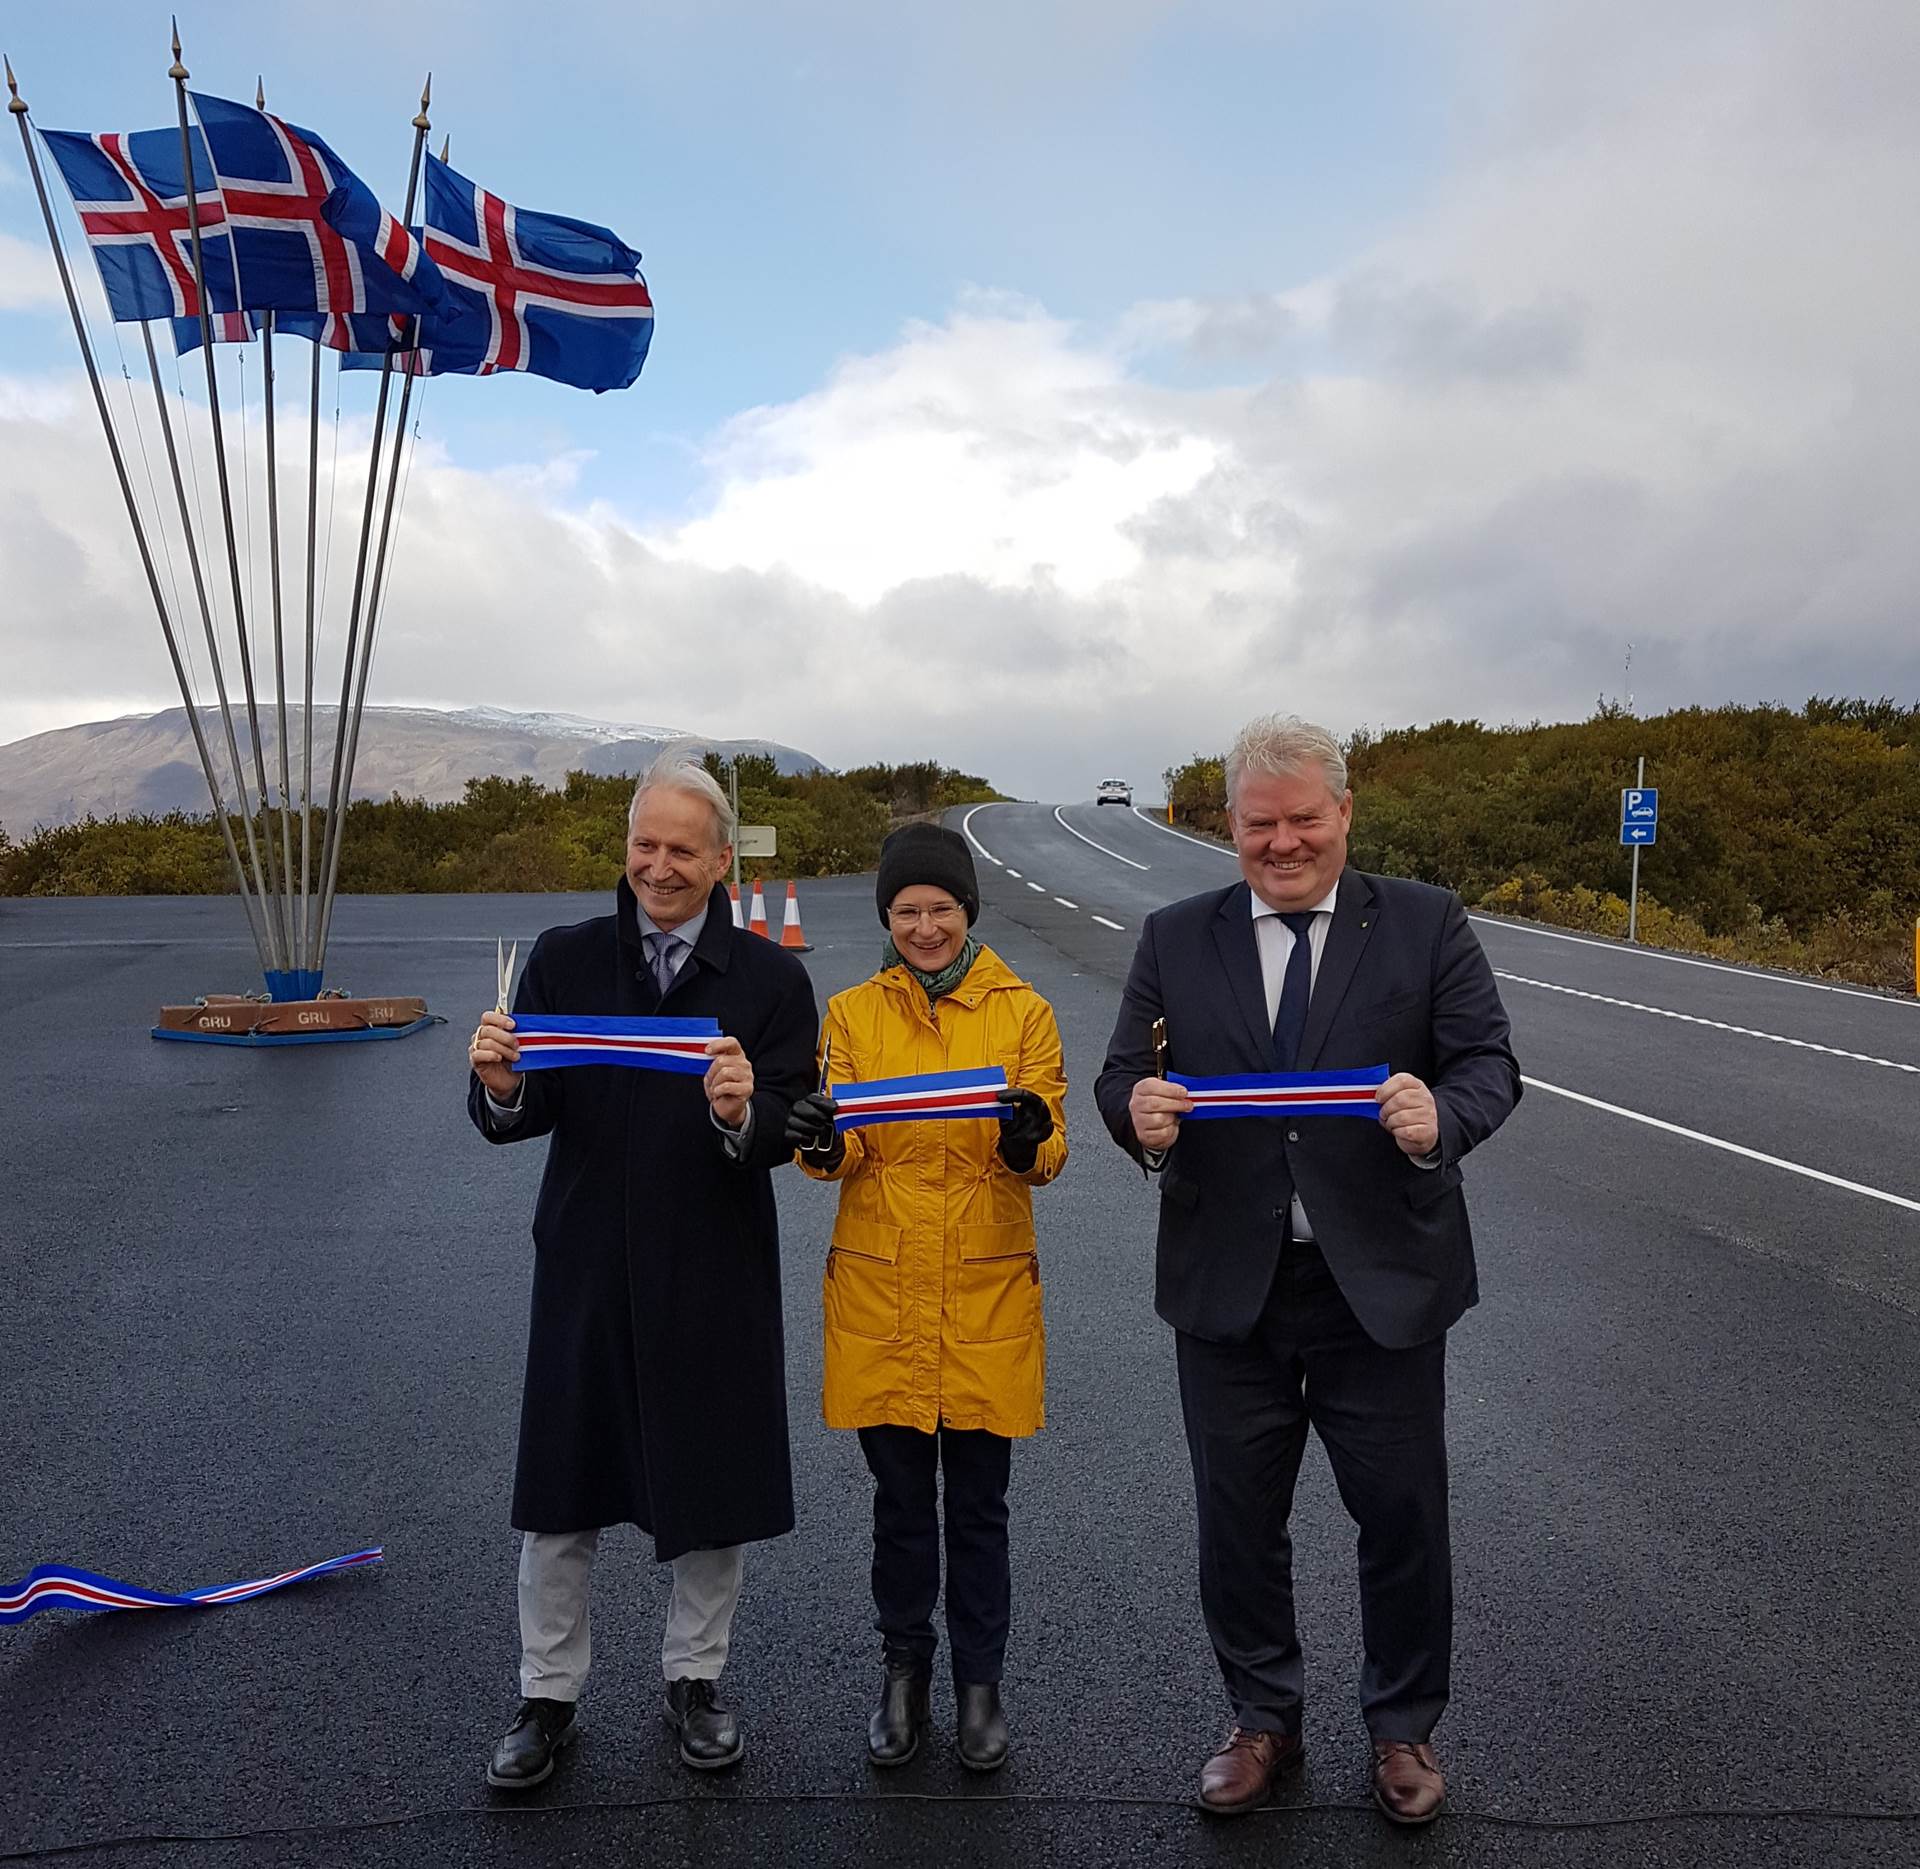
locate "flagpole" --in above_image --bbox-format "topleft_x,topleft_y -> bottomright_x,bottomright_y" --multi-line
7,58 -> 268,968
300,337 -> 321,971
312,73 -> 431,971
137,318 -> 275,930
169,19 -> 289,976
254,85 -> 298,981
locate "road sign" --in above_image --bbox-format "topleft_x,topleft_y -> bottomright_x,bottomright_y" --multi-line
736,824 -> 777,858
1620,787 -> 1659,847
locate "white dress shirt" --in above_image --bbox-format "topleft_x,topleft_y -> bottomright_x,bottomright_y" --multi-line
1250,877 -> 1341,1243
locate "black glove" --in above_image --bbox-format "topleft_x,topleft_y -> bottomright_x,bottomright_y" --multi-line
995,1087 -> 1054,1173
784,1090 -> 845,1167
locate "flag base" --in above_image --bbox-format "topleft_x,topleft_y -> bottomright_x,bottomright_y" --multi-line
151,993 -> 433,1045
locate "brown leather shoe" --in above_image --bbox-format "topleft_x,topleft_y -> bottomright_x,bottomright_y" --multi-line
1372,1740 -> 1445,1825
1196,1726 -> 1305,1816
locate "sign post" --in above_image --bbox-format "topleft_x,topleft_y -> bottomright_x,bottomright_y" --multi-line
1620,760 -> 1658,941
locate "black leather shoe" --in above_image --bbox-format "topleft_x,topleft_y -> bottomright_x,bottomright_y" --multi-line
486,1697 -> 578,1790
955,1682 -> 1009,1772
664,1676 -> 744,1770
868,1656 -> 932,1767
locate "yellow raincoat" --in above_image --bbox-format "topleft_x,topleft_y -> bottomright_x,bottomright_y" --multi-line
803,947 -> 1067,1438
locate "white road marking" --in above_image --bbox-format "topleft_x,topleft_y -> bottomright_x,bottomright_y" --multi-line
1474,914 -> 1916,1009
1053,806 -> 1150,870
1054,897 -> 1079,910
1523,1075 -> 1920,1215
1092,915 -> 1125,931
960,804 -> 1003,865
1130,806 -> 1235,854
1006,869 -> 1022,879
1497,971 -> 1920,1074
1027,881 -> 1045,892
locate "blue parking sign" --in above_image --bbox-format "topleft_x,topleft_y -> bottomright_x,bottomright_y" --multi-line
1621,788 -> 1659,846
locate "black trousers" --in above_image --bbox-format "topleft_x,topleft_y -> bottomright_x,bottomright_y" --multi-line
858,1424 -> 1013,1684
1175,1237 -> 1451,1742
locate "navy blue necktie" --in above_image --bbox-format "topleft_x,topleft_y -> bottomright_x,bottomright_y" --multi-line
1270,912 -> 1317,1071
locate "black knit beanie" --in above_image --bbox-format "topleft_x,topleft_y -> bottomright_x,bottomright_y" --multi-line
876,823 -> 980,927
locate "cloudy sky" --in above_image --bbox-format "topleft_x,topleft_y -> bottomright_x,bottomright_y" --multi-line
1,0 -> 1913,800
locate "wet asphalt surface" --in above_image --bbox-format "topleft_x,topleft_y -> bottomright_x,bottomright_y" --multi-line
2,808 -> 1916,1867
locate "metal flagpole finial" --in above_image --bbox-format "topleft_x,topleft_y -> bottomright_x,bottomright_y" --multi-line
414,73 -> 430,131
439,134 -> 449,162
256,76 -> 265,109
169,19 -> 187,81
5,55 -> 25,113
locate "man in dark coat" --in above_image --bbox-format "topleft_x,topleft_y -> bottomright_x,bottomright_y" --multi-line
1095,714 -> 1519,1828
466,752 -> 817,1789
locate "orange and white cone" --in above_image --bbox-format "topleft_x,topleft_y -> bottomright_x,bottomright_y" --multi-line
747,879 -> 770,938
779,879 -> 814,952
729,881 -> 743,929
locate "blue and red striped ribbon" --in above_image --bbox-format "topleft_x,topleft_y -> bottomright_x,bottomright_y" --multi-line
511,1014 -> 720,1076
1170,1063 -> 1390,1120
1,1546 -> 382,1625
833,1066 -> 1009,1129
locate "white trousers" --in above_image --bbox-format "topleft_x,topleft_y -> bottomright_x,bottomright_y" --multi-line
517,1529 -> 744,1703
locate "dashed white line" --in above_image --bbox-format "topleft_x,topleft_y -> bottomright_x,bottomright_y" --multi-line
1026,881 -> 1045,892
1053,806 -> 1150,870
1092,915 -> 1125,931
1496,971 -> 1920,1074
1054,897 -> 1078,910
960,804 -> 1003,865
1006,869 -> 1022,879
1523,1075 -> 1920,1215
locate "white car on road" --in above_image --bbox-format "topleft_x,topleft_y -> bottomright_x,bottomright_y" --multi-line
1096,779 -> 1132,807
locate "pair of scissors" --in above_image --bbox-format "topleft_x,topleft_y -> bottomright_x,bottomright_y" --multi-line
496,938 -> 518,1015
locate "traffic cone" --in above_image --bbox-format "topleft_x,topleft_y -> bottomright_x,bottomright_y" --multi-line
779,879 -> 814,952
747,879 -> 770,938
729,882 -> 743,929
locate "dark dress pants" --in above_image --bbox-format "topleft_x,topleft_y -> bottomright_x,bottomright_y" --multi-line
1175,1237 -> 1451,1742
858,1424 -> 1013,1684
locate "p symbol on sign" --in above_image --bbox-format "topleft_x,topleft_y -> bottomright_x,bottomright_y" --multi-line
1626,790 -> 1642,809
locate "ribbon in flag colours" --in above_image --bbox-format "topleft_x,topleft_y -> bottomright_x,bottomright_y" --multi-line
1,1547 -> 382,1625
510,1014 -> 721,1075
832,1067 -> 1010,1130
1169,1063 -> 1391,1121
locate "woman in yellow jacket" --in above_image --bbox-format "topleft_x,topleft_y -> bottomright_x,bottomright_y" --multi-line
784,823 -> 1067,1774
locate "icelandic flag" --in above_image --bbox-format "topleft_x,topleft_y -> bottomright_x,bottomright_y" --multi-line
419,153 -> 653,391
39,124 -> 244,324
1169,1063 -> 1391,1121
188,92 -> 440,320
278,309 -> 434,372
832,1067 -> 1010,1130
510,1014 -> 720,1075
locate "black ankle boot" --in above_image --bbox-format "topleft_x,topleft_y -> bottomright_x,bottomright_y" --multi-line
956,1681 -> 1008,1772
868,1655 -> 932,1766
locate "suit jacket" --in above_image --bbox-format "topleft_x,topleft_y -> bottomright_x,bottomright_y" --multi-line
467,877 -> 818,1560
1095,870 -> 1520,1350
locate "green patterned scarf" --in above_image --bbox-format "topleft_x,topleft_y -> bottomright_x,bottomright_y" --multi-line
883,935 -> 981,1003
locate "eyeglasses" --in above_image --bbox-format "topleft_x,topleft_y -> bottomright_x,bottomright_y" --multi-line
887,903 -> 965,928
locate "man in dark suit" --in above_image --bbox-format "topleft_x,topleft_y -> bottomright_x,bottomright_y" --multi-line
1095,714 -> 1519,1826
466,751 -> 817,1791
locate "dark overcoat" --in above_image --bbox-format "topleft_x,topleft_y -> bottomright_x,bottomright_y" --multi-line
1095,870 -> 1520,1351
467,878 -> 818,1561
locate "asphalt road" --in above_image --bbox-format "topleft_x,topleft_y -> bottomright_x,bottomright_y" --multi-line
2,821 -> 1916,1869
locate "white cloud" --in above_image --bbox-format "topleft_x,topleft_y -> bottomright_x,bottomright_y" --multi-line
0,232 -> 59,310
2,0 -> 1915,804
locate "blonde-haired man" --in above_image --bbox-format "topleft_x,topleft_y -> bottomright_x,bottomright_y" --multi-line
1097,714 -> 1520,1826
